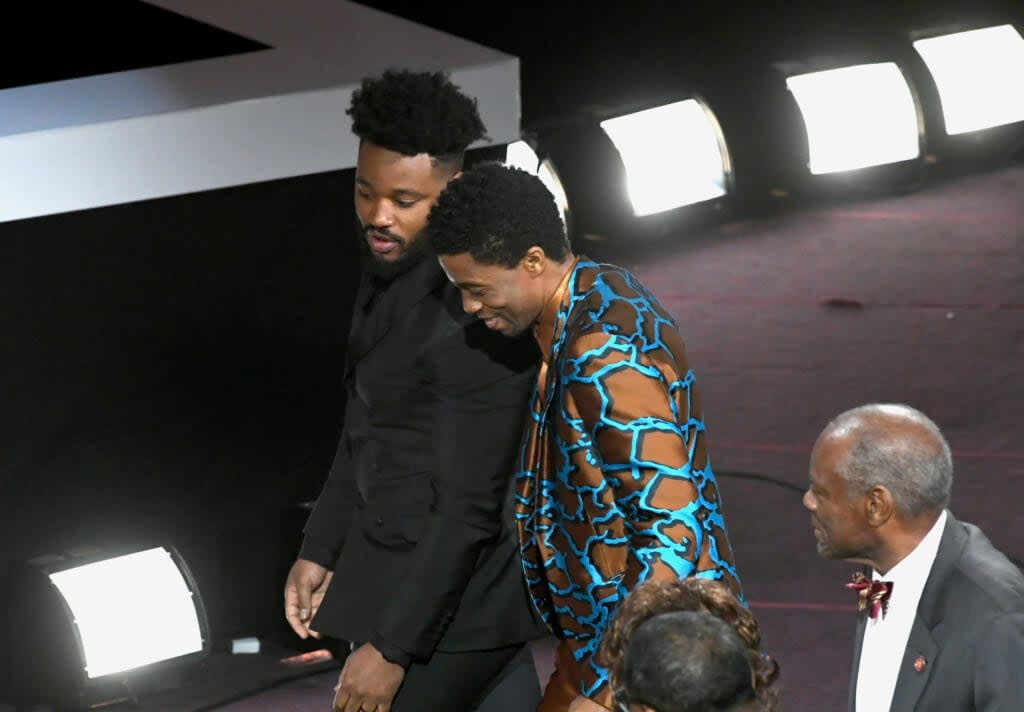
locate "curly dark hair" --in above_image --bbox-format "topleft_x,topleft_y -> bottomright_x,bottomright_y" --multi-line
600,578 -> 781,711
427,162 -> 570,268
347,68 -> 487,166
621,611 -> 756,712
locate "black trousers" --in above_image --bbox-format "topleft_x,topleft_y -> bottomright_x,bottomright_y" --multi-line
337,641 -> 541,712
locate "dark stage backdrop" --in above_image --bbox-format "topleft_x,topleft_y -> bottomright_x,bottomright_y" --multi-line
0,168 -> 360,647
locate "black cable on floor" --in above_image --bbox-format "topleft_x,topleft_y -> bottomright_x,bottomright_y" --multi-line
715,470 -> 807,495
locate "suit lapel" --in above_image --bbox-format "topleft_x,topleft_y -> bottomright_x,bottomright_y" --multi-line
888,617 -> 938,712
886,513 -> 966,712
344,257 -> 442,382
849,607 -> 868,712
344,270 -> 377,353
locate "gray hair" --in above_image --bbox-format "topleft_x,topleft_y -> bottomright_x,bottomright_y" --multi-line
824,403 -> 952,516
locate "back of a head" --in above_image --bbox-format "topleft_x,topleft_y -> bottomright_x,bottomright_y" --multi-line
621,610 -> 756,712
602,578 -> 779,710
347,68 -> 487,163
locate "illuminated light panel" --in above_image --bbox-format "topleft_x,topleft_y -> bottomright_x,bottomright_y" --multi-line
785,63 -> 920,174
49,547 -> 204,678
913,24 -> 1024,134
505,140 -> 570,229
599,99 -> 730,217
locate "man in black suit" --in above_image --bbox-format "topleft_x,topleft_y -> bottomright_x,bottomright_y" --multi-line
283,69 -> 546,712
803,403 -> 1024,712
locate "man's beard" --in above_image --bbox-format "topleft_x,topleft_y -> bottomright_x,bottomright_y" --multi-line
815,534 -> 863,561
816,539 -> 839,559
358,223 -> 434,282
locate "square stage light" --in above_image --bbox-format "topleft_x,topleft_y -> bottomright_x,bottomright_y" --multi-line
912,24 -> 1024,135
47,546 -> 208,680
599,99 -> 732,217
785,62 -> 921,174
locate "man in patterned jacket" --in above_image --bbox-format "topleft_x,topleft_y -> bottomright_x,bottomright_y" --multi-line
427,162 -> 745,711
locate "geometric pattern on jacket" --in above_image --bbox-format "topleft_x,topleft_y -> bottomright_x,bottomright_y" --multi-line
514,258 -> 745,703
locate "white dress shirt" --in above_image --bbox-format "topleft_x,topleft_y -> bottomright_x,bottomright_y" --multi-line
855,509 -> 947,712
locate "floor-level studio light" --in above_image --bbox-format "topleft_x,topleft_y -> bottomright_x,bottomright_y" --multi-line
505,139 -> 571,231
10,545 -> 211,707
785,63 -> 922,174
49,546 -> 208,679
912,24 -> 1024,135
598,98 -> 732,217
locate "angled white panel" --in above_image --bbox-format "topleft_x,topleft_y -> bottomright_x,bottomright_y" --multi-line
785,62 -> 920,175
0,0 -> 520,223
913,24 -> 1024,135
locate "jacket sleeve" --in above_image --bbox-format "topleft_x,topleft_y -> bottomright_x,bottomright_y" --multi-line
976,612 -> 1024,710
565,330 -> 743,705
369,321 -> 537,661
299,425 -> 357,568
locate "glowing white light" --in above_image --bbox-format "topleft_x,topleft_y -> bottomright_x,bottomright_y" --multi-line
504,140 -> 541,173
786,63 -> 920,174
505,140 -> 570,230
913,24 -> 1024,135
49,548 -> 203,678
599,99 -> 729,216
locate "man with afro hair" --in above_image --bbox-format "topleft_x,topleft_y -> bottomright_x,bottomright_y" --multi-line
284,70 -> 547,712
428,163 -> 745,711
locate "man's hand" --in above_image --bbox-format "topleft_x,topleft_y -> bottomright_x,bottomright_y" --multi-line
284,558 -> 333,639
333,643 -> 406,712
568,695 -> 611,712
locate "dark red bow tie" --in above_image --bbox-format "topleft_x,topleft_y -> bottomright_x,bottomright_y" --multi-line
847,572 -> 894,619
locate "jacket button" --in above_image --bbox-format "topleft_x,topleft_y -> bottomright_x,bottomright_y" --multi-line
375,517 -> 384,527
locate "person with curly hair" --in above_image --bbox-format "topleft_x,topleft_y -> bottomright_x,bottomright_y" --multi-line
427,162 -> 745,711
600,578 -> 779,712
283,70 -> 548,712
612,610 -> 760,712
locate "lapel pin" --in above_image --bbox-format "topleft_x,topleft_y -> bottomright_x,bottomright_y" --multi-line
913,655 -> 926,673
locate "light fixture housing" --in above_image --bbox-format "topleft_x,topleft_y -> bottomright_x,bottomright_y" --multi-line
783,61 -> 923,175
598,97 -> 734,216
912,23 -> 1024,136
5,545 -> 210,709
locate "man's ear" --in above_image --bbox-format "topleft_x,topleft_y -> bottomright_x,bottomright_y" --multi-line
865,485 -> 895,527
522,246 -> 547,276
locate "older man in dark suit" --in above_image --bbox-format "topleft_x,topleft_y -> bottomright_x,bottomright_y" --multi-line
282,69 -> 546,712
803,403 -> 1024,712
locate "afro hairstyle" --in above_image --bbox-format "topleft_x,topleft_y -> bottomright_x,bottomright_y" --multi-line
347,68 -> 487,164
427,162 -> 569,268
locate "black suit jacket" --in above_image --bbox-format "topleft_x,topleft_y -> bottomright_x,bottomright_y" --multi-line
848,511 -> 1024,712
300,255 -> 547,663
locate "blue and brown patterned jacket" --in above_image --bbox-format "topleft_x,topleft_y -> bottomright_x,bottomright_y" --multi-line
515,257 -> 745,706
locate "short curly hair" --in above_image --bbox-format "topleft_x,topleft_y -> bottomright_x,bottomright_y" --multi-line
621,611 -> 756,712
600,578 -> 781,711
427,162 -> 569,268
347,68 -> 487,166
